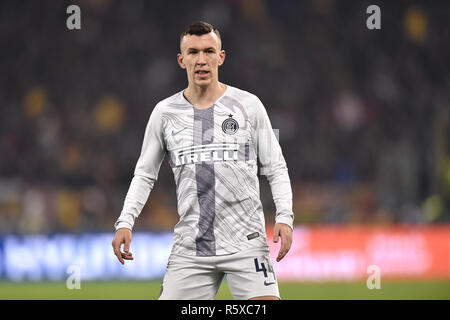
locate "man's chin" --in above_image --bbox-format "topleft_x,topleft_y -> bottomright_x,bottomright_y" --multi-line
193,78 -> 212,87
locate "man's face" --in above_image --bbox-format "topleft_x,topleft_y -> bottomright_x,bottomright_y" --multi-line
177,31 -> 225,88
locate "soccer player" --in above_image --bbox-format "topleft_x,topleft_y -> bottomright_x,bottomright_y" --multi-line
112,21 -> 294,300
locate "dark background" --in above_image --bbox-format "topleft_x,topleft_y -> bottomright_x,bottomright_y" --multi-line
0,0 -> 448,234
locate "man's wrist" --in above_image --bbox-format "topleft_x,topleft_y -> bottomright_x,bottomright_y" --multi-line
274,217 -> 294,230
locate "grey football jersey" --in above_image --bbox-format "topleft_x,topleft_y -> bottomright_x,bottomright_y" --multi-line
115,85 -> 294,256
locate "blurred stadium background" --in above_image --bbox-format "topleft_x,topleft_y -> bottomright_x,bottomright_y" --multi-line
0,0 -> 449,299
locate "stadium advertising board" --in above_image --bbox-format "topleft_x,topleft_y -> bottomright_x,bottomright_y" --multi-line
267,225 -> 450,281
0,226 -> 448,281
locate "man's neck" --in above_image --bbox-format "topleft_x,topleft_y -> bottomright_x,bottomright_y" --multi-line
184,82 -> 227,109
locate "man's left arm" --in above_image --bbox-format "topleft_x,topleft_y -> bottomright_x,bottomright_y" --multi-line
253,96 -> 294,262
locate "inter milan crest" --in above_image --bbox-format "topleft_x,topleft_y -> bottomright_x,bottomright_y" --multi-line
222,114 -> 239,135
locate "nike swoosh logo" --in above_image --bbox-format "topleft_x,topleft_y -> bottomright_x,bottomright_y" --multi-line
264,281 -> 276,286
171,127 -> 187,136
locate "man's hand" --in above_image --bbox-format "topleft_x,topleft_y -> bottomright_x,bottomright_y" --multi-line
112,228 -> 134,265
273,223 -> 292,262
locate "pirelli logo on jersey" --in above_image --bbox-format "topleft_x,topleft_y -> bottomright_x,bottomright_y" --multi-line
170,143 -> 241,167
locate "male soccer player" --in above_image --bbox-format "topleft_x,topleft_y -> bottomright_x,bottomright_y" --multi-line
112,21 -> 294,300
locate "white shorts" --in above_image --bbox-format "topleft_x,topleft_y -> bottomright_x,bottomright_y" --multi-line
158,247 -> 280,300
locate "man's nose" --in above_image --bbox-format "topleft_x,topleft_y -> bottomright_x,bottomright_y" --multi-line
196,52 -> 206,64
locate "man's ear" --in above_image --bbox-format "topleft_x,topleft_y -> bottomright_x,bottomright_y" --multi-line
218,50 -> 226,67
177,53 -> 186,69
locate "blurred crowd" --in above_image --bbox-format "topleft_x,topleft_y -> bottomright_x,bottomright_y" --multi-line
0,0 -> 449,234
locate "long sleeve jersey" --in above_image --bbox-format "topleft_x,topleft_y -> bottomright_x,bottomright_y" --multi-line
114,85 -> 294,256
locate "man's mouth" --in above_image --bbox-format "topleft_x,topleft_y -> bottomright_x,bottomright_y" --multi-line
195,70 -> 209,77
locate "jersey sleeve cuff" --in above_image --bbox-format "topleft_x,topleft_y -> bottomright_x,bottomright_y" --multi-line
275,216 -> 294,230
114,221 -> 133,231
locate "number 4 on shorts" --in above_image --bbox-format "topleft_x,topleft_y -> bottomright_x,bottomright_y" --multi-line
254,258 -> 268,278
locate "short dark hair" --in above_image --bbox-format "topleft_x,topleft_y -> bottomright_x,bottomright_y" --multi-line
180,21 -> 221,50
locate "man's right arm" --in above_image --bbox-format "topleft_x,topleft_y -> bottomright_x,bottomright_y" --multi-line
114,102 -> 166,231
112,103 -> 166,263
